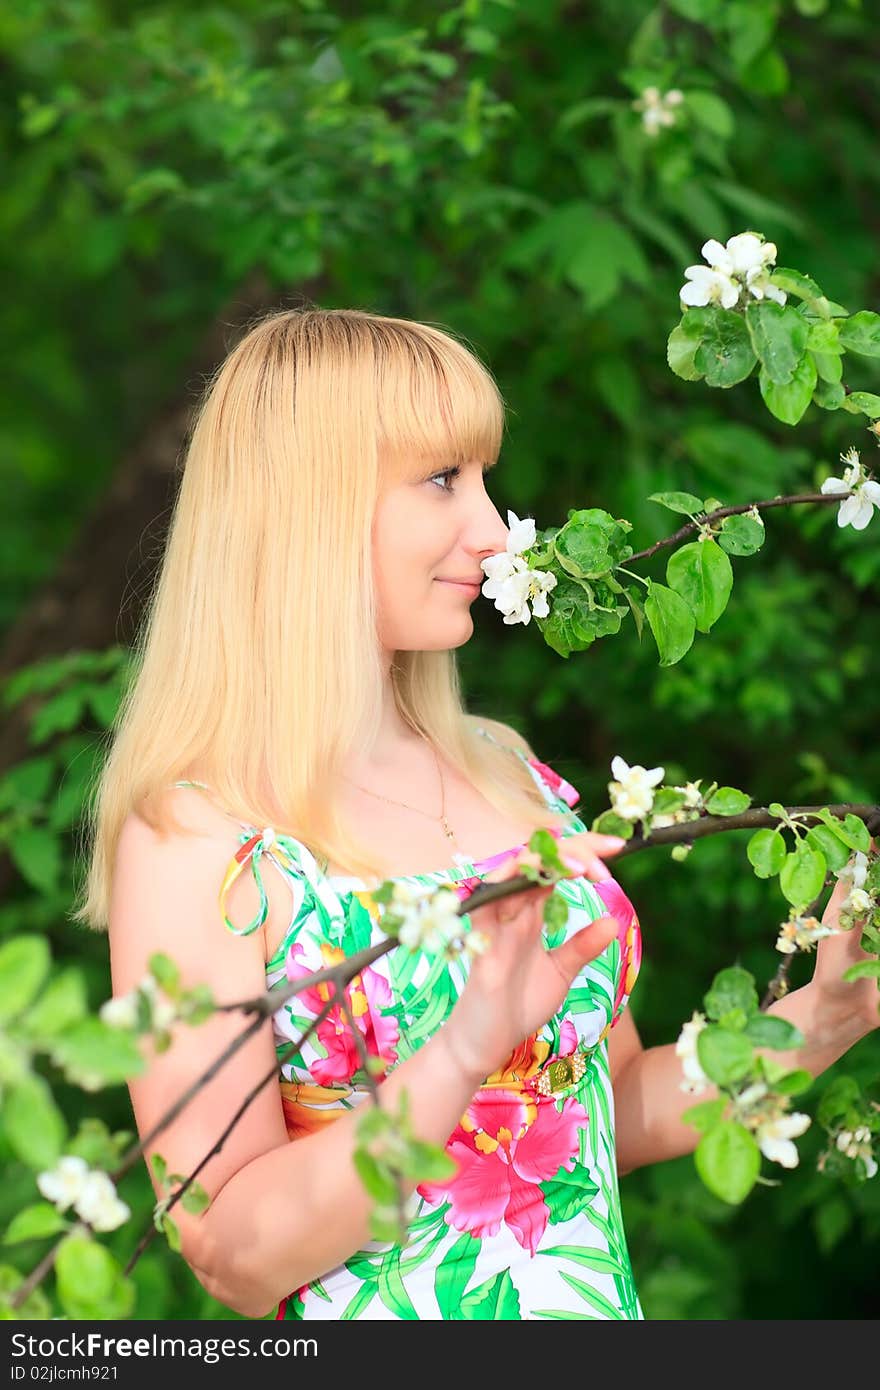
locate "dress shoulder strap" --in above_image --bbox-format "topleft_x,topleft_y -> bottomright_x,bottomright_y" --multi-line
168,778 -> 321,939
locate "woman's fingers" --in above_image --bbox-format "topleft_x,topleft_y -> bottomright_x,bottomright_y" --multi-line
549,914 -> 618,979
558,832 -> 626,885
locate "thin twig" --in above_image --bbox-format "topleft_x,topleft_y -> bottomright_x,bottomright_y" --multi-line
628,490 -> 854,564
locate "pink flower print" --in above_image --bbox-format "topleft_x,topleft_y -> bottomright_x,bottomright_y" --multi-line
285,941 -> 399,1085
593,878 -> 643,1021
417,1086 -> 588,1256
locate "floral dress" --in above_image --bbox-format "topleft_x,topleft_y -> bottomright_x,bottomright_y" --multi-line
182,726 -> 644,1320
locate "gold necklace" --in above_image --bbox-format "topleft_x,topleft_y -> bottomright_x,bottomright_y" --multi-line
345,742 -> 462,853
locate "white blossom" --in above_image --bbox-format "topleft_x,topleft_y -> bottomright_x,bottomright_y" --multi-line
834,850 -> 868,893
836,1127 -> 878,1179
99,992 -> 140,1030
608,756 -> 665,823
755,1111 -> 811,1168
846,886 -> 874,915
481,510 -> 557,626
73,1170 -> 131,1232
37,1155 -> 90,1211
775,913 -> 838,955
679,264 -> 741,310
680,231 -> 786,309
675,1010 -> 710,1095
676,781 -> 703,808
393,883 -> 463,956
138,973 -> 177,1032
820,449 -> 880,531
633,85 -> 684,136
732,1081 -> 770,1118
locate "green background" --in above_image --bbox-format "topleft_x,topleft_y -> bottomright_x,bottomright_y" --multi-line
1,0 -> 878,1319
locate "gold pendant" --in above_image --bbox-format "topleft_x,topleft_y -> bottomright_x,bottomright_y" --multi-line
533,1047 -> 590,1098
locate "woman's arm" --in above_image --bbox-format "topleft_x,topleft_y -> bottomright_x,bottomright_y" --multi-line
611,985 -> 876,1177
611,855 -> 880,1178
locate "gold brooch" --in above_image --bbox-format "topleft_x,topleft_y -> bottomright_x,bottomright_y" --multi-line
532,1048 -> 590,1098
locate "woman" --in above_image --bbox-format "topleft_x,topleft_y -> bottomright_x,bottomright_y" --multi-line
75,307 -> 877,1320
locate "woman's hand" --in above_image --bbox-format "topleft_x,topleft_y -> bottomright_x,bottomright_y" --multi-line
810,837 -> 880,1033
439,833 -> 626,1082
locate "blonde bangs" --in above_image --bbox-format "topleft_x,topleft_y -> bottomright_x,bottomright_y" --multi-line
373,320 -> 506,484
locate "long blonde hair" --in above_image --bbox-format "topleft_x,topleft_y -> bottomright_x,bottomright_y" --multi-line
73,306 -> 574,931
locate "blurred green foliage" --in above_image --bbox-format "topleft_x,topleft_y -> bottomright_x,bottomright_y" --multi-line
1,0 -> 878,1319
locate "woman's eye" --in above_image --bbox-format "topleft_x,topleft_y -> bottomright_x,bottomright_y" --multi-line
429,467 -> 460,492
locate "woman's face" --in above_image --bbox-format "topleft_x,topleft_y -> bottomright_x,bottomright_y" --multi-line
373,458 -> 510,654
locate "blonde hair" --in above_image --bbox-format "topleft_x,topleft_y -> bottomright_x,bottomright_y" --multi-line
73,306 -> 574,931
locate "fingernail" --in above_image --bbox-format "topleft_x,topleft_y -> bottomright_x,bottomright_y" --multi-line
603,836 -> 626,847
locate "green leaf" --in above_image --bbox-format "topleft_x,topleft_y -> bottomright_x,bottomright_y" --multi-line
667,322 -> 704,381
694,308 -> 757,387
148,952 -> 180,996
697,1023 -> 750,1084
644,581 -> 696,666
747,828 -> 787,878
811,374 -> 845,408
682,1098 -> 728,1133
842,960 -> 880,982
0,936 -> 51,1023
7,828 -> 63,896
3,1202 -> 70,1244
768,267 -> 827,310
160,1212 -> 182,1252
745,1015 -> 805,1049
705,786 -> 751,816
839,391 -> 880,419
805,319 -> 842,354
837,310 -> 880,358
683,90 -> 734,138
151,1153 -> 168,1188
590,811 -> 634,839
543,892 -> 570,931
666,540 -> 733,634
804,825 -> 852,874
647,491 -> 704,516
49,1018 -> 146,1087
817,1076 -> 861,1127
0,1263 -> 52,1318
696,1025 -> 754,1086
402,1140 -> 457,1184
779,843 -> 827,907
20,968 -> 87,1041
642,575 -> 697,661
55,1234 -> 135,1319
704,967 -> 759,1020
717,513 -> 765,556
2,1075 -> 67,1169
759,352 -> 817,424
435,1232 -> 481,1320
695,1122 -> 761,1204
745,301 -> 809,384
553,509 -> 633,579
538,1242 -> 629,1277
772,1068 -> 813,1096
540,1166 -> 600,1223
352,1150 -> 397,1204
459,1268 -> 521,1319
816,810 -> 871,854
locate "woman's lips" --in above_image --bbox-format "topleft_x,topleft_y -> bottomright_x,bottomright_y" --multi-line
437,579 -> 482,595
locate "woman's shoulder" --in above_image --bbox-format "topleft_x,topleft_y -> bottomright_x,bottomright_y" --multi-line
113,783 -> 298,958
